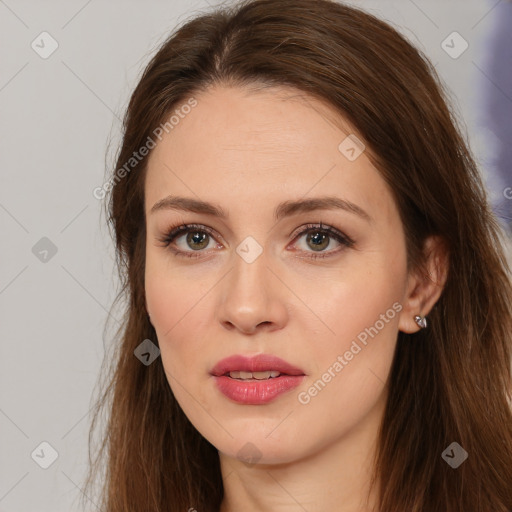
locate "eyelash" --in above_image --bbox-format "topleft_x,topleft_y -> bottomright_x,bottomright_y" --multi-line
157,222 -> 355,260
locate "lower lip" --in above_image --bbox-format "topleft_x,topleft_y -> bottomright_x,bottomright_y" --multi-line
213,375 -> 305,404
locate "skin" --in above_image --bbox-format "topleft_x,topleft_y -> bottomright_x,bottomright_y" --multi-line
144,84 -> 448,512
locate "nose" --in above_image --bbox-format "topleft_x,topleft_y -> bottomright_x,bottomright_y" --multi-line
216,250 -> 289,335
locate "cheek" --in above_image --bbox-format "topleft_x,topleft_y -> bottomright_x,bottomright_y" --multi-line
291,284 -> 402,450
145,263 -> 215,381
328,278 -> 402,349
291,258 -> 405,357
292,248 -> 406,404
145,249 -> 208,333
145,276 -> 210,419
301,282 -> 401,400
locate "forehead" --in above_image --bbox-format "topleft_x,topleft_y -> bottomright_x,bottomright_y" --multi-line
144,84 -> 394,225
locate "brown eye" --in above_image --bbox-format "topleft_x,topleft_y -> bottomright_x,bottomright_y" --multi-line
305,230 -> 330,251
184,230 -> 210,250
159,223 -> 219,259
291,223 -> 355,260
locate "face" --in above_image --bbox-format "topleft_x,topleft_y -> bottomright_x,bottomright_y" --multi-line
144,84 -> 411,465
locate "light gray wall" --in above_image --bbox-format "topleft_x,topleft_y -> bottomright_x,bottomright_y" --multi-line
0,1 -> 507,510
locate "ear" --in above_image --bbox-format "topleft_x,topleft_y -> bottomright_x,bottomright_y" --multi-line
398,235 -> 449,334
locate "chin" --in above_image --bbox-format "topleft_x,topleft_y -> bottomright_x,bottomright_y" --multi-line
207,424 -> 315,467
220,441 -> 301,467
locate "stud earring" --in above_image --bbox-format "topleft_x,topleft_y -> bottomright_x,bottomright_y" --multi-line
414,315 -> 427,329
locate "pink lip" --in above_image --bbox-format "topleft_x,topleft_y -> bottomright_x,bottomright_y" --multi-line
211,354 -> 305,376
210,354 -> 306,405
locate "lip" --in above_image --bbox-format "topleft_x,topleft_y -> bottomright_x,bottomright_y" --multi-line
210,354 -> 306,405
210,354 -> 305,377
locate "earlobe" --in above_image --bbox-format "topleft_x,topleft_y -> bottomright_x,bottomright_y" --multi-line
398,235 -> 449,334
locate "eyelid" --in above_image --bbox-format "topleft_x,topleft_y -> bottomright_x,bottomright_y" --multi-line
288,222 -> 354,245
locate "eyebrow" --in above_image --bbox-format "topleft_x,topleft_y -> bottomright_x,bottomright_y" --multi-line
150,195 -> 372,223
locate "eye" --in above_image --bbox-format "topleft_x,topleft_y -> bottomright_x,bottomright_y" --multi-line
289,222 -> 355,260
157,223 -> 220,259
157,222 -> 355,260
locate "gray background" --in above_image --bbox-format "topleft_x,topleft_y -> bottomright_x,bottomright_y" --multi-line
1,0 -> 511,511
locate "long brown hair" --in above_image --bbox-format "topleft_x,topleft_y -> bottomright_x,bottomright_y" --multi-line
84,0 -> 512,510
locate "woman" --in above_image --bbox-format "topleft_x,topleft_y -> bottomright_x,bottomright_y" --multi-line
85,0 -> 512,510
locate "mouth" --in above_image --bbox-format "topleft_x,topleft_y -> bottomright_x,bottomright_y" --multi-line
210,354 -> 306,404
210,353 -> 306,378
224,370 -> 284,381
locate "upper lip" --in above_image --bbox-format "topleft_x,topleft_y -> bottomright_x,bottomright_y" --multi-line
211,354 -> 305,377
